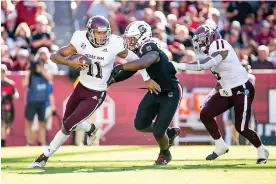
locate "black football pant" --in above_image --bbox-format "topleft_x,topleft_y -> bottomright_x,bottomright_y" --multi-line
134,83 -> 183,139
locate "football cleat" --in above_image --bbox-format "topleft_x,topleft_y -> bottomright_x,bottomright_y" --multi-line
206,147 -> 229,160
87,123 -> 100,146
154,150 -> 172,165
28,154 -> 48,168
256,149 -> 269,164
168,127 -> 180,149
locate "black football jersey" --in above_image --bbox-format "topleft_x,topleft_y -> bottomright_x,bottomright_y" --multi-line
136,41 -> 178,92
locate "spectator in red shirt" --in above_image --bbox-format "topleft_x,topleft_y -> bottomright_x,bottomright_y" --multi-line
16,0 -> 37,27
251,45 -> 275,69
1,64 -> 19,147
11,49 -> 29,71
256,20 -> 274,46
187,6 -> 200,31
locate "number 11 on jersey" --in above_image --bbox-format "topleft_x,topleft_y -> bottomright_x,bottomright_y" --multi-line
87,62 -> 103,79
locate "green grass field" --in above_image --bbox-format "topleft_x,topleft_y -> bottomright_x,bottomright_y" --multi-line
1,145 -> 276,184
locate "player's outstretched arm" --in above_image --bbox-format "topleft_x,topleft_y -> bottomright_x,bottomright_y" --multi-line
121,51 -> 160,71
173,50 -> 228,71
117,49 -> 151,81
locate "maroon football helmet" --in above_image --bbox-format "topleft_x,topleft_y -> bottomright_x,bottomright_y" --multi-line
192,25 -> 221,54
86,16 -> 111,46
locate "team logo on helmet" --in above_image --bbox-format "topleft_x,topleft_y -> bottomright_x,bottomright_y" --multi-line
138,25 -> 147,34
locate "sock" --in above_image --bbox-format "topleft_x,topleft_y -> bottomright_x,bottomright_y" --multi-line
224,125 -> 233,145
1,139 -> 6,147
43,130 -> 70,157
214,137 -> 227,148
74,121 -> 92,132
156,134 -> 169,151
257,144 -> 266,158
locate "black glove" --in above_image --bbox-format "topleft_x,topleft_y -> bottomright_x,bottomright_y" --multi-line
107,64 -> 123,87
112,64 -> 123,75
107,76 -> 116,87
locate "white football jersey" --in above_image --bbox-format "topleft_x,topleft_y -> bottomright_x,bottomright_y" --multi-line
208,39 -> 248,89
70,31 -> 125,91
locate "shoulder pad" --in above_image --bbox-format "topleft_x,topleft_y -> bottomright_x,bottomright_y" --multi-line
138,41 -> 159,57
209,39 -> 230,56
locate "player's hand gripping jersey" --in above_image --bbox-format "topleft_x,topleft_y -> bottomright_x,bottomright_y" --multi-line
70,30 -> 125,91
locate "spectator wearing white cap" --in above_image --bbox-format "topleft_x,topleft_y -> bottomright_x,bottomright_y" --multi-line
34,47 -> 58,77
11,49 -> 29,71
251,45 -> 275,69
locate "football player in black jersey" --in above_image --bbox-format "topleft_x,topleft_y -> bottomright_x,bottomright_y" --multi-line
108,21 -> 183,165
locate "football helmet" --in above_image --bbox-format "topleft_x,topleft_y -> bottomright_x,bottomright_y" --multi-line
192,25 -> 221,54
124,21 -> 152,51
86,15 -> 111,46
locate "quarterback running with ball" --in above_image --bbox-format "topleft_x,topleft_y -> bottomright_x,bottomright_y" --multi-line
29,16 -> 160,168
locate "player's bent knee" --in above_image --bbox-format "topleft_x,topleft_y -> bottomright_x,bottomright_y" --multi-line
61,125 -> 71,135
134,118 -> 146,131
200,109 -> 212,123
62,120 -> 74,134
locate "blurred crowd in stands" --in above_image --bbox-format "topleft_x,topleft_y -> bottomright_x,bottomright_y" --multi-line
81,0 -> 276,69
1,0 -> 57,71
1,0 -> 276,72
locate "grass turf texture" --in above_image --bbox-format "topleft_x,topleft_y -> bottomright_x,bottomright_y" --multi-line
2,146 -> 276,184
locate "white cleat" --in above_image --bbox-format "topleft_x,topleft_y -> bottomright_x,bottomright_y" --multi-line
28,160 -> 47,168
206,145 -> 229,160
257,149 -> 269,164
87,124 -> 100,146
28,154 -> 48,168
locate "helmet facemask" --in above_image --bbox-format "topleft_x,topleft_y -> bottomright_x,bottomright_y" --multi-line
192,33 -> 211,53
123,34 -> 141,51
88,27 -> 111,47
